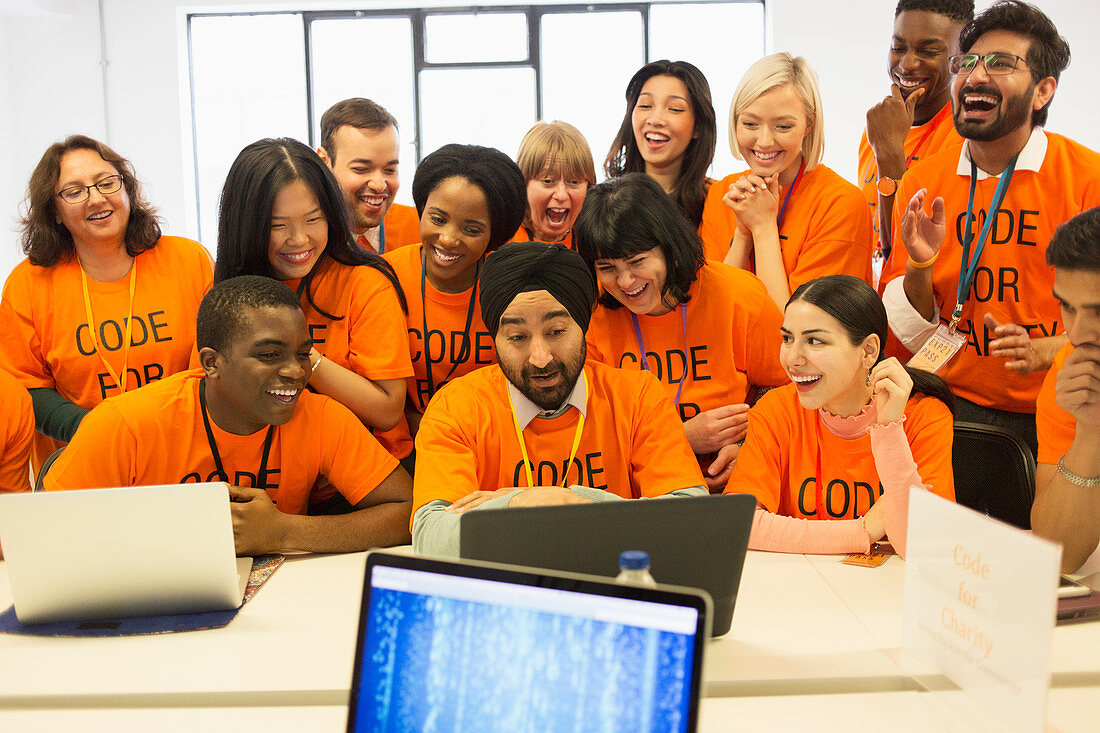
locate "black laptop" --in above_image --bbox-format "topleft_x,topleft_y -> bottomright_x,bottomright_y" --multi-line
459,493 -> 755,636
347,551 -> 711,733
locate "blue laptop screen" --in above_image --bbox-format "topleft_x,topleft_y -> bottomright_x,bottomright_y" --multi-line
352,565 -> 699,733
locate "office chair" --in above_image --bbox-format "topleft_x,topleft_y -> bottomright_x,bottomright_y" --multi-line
951,421 -> 1036,530
33,447 -> 65,492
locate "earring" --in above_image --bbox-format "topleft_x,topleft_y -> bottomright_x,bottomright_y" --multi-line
865,368 -> 871,387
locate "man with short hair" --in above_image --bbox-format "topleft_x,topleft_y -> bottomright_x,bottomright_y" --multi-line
1032,209 -> 1100,574
859,0 -> 971,262
45,276 -> 413,554
412,243 -> 706,556
317,98 -> 420,253
880,0 -> 1100,455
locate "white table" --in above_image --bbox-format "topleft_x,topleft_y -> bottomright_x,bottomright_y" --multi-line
804,553 -> 1100,688
3,549 -> 1098,731
703,551 -> 912,696
698,687 -> 1100,733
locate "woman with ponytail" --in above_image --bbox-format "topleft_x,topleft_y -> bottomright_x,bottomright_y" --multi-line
725,274 -> 955,557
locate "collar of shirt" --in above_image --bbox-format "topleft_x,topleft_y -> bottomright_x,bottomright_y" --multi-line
356,226 -> 381,252
506,368 -> 588,430
957,126 -> 1048,180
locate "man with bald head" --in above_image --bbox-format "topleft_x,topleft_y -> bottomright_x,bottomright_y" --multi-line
411,242 -> 705,556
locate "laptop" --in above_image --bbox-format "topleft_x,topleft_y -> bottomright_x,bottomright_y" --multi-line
460,493 -> 756,636
0,482 -> 251,624
347,552 -> 710,733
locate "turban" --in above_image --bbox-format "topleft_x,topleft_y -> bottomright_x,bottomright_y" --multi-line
479,242 -> 598,337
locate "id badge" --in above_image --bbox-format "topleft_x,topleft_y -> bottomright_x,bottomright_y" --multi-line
907,323 -> 965,373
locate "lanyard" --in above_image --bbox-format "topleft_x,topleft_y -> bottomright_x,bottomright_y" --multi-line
776,158 -> 806,231
950,153 -> 1018,332
378,220 -> 386,254
199,379 -> 275,488
905,104 -> 951,168
79,258 -> 137,394
420,248 -> 478,401
630,304 -> 689,407
506,380 -> 587,489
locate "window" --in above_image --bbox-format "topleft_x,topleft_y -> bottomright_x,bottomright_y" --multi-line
186,2 -> 765,243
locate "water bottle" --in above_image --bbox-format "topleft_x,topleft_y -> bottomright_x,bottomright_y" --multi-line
615,550 -> 657,587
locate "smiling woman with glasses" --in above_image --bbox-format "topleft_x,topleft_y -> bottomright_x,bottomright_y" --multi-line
0,134 -> 213,478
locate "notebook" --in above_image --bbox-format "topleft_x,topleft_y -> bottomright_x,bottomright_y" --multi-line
0,482 -> 251,624
460,493 -> 756,636
347,551 -> 710,733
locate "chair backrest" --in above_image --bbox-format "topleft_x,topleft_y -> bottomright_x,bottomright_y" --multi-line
951,421 -> 1036,529
33,447 -> 65,492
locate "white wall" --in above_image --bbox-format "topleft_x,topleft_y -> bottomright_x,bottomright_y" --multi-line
2,0 -> 1098,286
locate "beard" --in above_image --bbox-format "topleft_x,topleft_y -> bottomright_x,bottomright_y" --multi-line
502,341 -> 587,411
953,81 -> 1035,142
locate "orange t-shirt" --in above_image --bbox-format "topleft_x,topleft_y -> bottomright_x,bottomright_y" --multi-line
725,384 -> 955,518
0,236 -> 213,472
1036,342 -> 1077,465
412,361 -> 705,516
881,133 -> 1100,411
857,103 -> 963,256
586,261 -> 786,421
0,370 -> 33,493
381,243 -> 497,458
44,369 -> 398,514
508,226 -> 575,250
380,203 -> 420,254
284,260 -> 413,383
699,164 -> 874,288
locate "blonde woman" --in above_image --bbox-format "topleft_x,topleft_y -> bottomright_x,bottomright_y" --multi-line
512,121 -> 596,248
700,53 -> 873,306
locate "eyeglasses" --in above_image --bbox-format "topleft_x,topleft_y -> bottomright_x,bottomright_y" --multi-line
56,175 -> 124,204
949,52 -> 1029,76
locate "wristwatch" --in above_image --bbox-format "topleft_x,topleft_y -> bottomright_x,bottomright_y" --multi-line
877,175 -> 899,197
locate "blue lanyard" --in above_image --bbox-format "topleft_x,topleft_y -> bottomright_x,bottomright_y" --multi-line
776,159 -> 805,231
378,219 -> 386,254
630,304 -> 689,407
951,153 -> 1018,331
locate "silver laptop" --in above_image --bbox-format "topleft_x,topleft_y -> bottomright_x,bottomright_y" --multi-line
0,482 -> 251,624
347,552 -> 711,733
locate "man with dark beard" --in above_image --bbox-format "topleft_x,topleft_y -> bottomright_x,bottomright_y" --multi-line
879,0 -> 1100,456
411,242 -> 705,556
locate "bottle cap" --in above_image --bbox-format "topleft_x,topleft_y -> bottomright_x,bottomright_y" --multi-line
618,550 -> 650,571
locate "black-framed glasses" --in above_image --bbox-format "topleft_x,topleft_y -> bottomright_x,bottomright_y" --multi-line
56,175 -> 124,204
949,52 -> 1029,76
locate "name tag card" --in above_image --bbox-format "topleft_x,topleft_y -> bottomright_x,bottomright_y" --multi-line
902,490 -> 1060,732
907,324 -> 965,373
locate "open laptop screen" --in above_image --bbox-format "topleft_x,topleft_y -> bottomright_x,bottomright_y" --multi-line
348,553 -> 708,733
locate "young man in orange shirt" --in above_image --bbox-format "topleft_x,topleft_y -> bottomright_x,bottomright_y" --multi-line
1032,209 -> 1100,574
859,0 -> 970,263
881,0 -> 1100,455
411,243 -> 705,557
317,98 -> 420,254
44,276 -> 413,555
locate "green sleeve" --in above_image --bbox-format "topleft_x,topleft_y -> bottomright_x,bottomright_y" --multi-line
28,388 -> 89,443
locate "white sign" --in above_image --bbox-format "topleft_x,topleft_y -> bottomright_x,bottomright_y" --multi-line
902,490 -> 1060,732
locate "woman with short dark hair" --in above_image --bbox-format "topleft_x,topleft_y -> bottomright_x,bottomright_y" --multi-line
575,173 -> 787,491
383,144 -> 527,452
